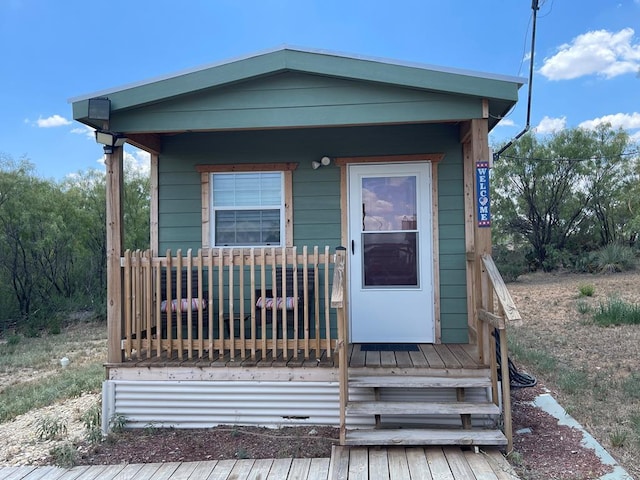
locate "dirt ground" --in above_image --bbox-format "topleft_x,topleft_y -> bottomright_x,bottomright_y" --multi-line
507,270 -> 640,479
75,425 -> 339,465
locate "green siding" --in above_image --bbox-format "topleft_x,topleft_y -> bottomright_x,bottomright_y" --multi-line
111,72 -> 483,132
73,48 -> 521,131
158,122 -> 469,343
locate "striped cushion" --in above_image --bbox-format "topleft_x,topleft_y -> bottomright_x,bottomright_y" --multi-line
256,296 -> 297,310
160,298 -> 208,313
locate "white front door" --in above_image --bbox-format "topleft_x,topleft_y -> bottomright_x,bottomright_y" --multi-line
348,162 -> 434,343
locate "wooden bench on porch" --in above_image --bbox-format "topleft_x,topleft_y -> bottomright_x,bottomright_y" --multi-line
254,266 -> 315,339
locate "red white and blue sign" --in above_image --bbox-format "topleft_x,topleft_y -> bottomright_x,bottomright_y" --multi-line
476,161 -> 491,227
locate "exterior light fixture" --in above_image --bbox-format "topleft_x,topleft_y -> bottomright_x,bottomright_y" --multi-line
95,130 -> 127,154
88,97 -> 111,122
312,156 -> 332,170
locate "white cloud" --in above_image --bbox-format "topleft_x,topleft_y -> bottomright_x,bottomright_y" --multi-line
578,112 -> 640,130
71,124 -> 95,139
534,116 -> 567,134
495,118 -> 516,128
36,114 -> 72,128
95,147 -> 151,176
540,28 -> 640,80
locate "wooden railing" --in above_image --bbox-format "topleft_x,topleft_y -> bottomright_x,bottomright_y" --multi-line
477,253 -> 522,453
331,247 -> 348,445
120,247 -> 340,361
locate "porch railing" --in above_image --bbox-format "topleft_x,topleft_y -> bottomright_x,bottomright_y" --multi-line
477,253 -> 522,453
120,246 -> 340,361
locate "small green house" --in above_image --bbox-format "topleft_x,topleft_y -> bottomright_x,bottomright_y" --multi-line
71,47 -> 524,448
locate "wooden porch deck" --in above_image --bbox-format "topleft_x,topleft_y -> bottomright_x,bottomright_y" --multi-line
111,343 -> 485,371
0,447 -> 519,479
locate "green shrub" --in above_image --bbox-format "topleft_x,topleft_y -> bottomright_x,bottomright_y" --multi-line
576,299 -> 591,315
49,442 -> 77,468
492,244 -> 530,282
109,413 -> 128,433
593,298 -> 640,326
82,401 -> 102,444
578,284 -> 595,297
610,427 -> 628,448
35,416 -> 68,440
594,244 -> 636,273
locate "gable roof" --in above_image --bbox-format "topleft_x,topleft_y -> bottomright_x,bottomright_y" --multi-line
71,46 -> 524,134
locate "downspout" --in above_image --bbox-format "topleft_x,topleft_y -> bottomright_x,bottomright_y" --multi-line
493,0 -> 540,161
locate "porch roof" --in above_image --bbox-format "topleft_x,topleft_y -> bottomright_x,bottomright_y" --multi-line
70,47 -> 524,145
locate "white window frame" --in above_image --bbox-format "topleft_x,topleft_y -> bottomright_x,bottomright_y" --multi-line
197,163 -> 297,249
211,171 -> 285,247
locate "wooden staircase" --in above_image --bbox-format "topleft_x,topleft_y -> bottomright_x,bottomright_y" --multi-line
343,371 -> 507,447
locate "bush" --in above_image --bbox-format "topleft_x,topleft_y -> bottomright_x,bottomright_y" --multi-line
578,284 -> 595,297
82,401 -> 103,444
592,297 -> 640,326
35,416 -> 68,440
49,442 -> 77,468
594,244 -> 636,273
492,244 -> 530,282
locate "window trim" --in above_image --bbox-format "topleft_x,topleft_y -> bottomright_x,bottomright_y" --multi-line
197,163 -> 297,249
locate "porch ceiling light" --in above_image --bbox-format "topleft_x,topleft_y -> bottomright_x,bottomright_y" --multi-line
95,130 -> 126,154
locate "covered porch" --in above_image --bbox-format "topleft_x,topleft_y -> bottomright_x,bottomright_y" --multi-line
109,245 -> 520,451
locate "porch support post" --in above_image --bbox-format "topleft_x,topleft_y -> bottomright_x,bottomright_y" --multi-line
471,118 -> 493,363
106,146 -> 124,363
462,118 -> 492,361
150,153 -> 159,256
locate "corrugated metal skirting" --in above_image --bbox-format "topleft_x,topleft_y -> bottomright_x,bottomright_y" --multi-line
102,380 -> 497,432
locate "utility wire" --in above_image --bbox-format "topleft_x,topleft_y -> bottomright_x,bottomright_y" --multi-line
499,150 -> 640,163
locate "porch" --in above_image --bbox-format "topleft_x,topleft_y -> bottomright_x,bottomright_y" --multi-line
107,247 -> 519,451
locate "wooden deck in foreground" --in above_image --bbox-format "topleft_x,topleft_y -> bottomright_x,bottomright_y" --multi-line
0,447 -> 519,480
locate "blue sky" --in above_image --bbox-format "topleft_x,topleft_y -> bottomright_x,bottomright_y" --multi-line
1,0 -> 639,180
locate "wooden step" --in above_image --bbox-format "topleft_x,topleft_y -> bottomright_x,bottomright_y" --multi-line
348,375 -> 492,389
346,401 -> 500,416
344,428 -> 507,446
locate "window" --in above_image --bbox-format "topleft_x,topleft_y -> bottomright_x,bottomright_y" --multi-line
212,172 -> 284,246
197,163 -> 297,249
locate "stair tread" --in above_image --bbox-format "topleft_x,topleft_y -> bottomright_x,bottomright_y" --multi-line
349,375 -> 492,388
347,400 -> 500,416
344,428 -> 507,446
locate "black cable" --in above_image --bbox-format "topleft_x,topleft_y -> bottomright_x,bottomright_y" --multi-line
493,329 -> 537,389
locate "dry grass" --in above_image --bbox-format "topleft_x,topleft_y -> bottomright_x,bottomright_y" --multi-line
508,270 -> 640,479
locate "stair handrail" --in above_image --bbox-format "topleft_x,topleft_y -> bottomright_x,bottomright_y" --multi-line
331,246 -> 348,445
478,253 -> 522,454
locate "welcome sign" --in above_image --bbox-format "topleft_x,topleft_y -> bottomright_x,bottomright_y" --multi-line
476,161 -> 491,227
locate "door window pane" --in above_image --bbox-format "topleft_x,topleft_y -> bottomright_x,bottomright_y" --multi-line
361,176 -> 417,231
362,232 -> 418,287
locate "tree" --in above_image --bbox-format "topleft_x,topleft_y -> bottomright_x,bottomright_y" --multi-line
0,153 -> 151,331
0,157 -> 79,319
492,125 -> 636,270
